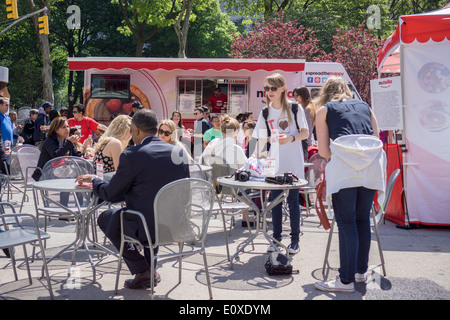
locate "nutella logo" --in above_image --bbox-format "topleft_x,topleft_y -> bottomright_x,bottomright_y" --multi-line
379,79 -> 392,88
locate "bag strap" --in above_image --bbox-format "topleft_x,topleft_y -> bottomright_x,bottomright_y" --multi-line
315,173 -> 331,230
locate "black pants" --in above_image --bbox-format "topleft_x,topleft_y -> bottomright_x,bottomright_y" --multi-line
97,208 -> 158,275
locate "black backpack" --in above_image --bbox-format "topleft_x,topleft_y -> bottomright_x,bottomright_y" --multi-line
262,103 -> 300,151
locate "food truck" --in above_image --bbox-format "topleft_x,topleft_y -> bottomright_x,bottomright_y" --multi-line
68,58 -> 361,127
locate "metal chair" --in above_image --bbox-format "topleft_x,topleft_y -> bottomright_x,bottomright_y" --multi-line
35,156 -> 95,222
0,202 -> 54,299
201,153 -> 253,261
15,145 -> 42,211
322,169 -> 401,278
114,178 -> 215,299
299,153 -> 327,218
0,145 -> 27,202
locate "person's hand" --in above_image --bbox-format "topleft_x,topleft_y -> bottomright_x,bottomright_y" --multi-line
84,135 -> 93,147
75,174 -> 95,184
278,134 -> 290,145
18,136 -> 24,143
68,135 -> 79,144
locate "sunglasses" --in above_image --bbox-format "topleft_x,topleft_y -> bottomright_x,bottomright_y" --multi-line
158,129 -> 172,137
264,86 -> 279,92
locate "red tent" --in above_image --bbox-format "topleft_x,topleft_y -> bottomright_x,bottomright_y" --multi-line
377,3 -> 450,226
378,3 -> 450,73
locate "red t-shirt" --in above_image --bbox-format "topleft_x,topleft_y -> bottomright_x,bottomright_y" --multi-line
208,93 -> 228,113
68,117 -> 99,143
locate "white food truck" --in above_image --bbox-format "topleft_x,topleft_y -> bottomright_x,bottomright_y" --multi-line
68,57 -> 361,128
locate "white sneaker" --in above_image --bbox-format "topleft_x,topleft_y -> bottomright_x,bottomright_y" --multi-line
267,242 -> 282,252
355,272 -> 368,283
315,276 -> 355,293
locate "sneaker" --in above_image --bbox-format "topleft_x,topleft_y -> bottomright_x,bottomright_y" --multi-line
355,272 -> 368,283
315,276 -> 355,293
288,243 -> 300,254
267,242 -> 282,252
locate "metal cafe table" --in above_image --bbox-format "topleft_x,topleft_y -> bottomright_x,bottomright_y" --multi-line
217,176 -> 307,268
33,178 -> 117,282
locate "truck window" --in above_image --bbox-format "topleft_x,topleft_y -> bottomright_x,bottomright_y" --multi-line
177,77 -> 249,114
91,74 -> 130,99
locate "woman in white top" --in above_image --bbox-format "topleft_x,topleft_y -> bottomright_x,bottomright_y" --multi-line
252,73 -> 309,254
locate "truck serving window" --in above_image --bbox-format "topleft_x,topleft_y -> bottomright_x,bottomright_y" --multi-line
91,74 -> 130,99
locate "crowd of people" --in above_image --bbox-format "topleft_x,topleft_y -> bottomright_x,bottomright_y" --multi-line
0,73 -> 386,294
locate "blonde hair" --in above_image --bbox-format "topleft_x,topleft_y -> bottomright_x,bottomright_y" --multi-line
220,115 -> 240,136
265,73 -> 293,124
316,76 -> 353,108
94,115 -> 131,153
157,119 -> 178,145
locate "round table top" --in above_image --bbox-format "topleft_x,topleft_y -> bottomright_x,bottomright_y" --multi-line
33,178 -> 91,192
217,176 -> 307,190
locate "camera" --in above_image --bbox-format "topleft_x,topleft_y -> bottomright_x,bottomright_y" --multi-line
234,169 -> 251,182
265,172 -> 299,185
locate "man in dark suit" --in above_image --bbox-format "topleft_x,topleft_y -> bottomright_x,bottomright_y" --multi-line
76,109 -> 190,289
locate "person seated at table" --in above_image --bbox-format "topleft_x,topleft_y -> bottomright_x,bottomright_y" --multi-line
199,115 -> 252,226
203,114 -> 222,148
75,109 -> 190,290
70,128 -> 93,155
32,117 -> 83,210
157,119 -> 192,161
92,115 -> 132,174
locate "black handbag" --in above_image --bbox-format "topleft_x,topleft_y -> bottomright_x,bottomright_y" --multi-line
264,252 -> 293,276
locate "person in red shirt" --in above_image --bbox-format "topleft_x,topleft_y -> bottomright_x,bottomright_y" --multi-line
208,88 -> 228,113
68,103 -> 107,144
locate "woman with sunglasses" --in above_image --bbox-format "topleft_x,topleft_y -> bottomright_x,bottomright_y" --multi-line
93,115 -> 132,174
157,119 -> 192,160
252,73 -> 309,254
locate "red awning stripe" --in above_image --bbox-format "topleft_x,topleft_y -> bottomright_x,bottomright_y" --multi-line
68,58 -> 305,72
401,14 -> 450,44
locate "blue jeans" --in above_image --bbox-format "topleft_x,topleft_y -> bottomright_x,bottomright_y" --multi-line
270,189 -> 300,244
332,187 -> 376,283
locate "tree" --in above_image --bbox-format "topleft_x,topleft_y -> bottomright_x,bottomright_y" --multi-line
174,0 -> 194,58
230,11 -> 329,61
114,0 -> 183,56
222,0 -> 297,20
331,23 -> 383,103
27,0 -> 54,103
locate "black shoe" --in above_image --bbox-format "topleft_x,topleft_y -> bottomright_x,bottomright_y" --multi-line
124,271 -> 161,289
241,220 -> 254,228
2,248 -> 11,258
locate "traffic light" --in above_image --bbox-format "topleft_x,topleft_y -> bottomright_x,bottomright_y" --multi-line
5,0 -> 18,20
38,15 -> 49,35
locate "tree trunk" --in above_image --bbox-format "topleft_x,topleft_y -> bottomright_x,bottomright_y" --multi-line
174,0 -> 194,58
27,0 -> 53,103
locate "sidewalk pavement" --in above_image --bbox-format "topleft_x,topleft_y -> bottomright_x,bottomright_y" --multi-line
1,188 -> 449,303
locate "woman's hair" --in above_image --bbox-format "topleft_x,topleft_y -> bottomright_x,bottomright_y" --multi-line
94,115 -> 131,153
265,73 -> 292,124
220,115 -> 240,136
293,86 -> 317,121
47,117 -> 67,138
157,119 -> 178,145
243,120 -> 256,131
170,110 -> 183,128
316,76 -> 353,108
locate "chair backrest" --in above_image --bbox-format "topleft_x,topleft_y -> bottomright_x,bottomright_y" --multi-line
382,169 -> 401,212
42,156 -> 94,180
306,153 -> 327,187
153,178 -> 215,245
189,162 -> 207,180
7,145 -> 24,177
201,153 -> 234,195
16,145 -> 41,183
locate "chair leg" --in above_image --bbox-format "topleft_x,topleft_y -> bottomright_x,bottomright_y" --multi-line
371,211 -> 386,276
202,246 -> 213,300
114,239 -> 125,295
322,218 -> 336,277
178,242 -> 183,284
19,185 -> 28,212
10,246 -> 18,281
22,244 -> 33,285
37,236 -> 54,299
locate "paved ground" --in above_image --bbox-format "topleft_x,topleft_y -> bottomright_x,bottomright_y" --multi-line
1,186 -> 449,308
